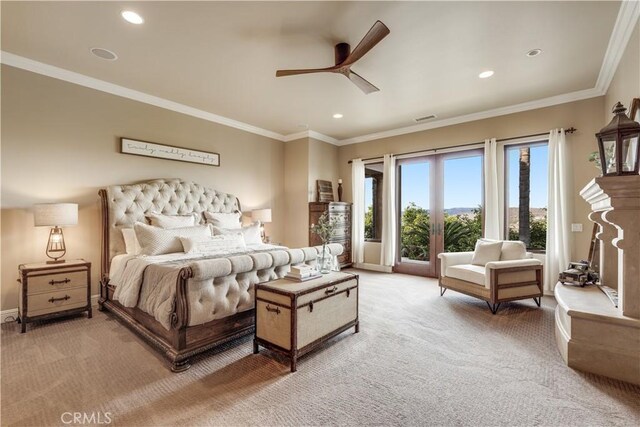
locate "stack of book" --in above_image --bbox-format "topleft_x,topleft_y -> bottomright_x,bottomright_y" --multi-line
285,264 -> 321,282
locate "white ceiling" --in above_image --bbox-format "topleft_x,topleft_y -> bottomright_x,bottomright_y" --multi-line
1,1 -> 625,143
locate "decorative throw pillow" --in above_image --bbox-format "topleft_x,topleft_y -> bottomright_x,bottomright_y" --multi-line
121,228 -> 142,255
471,240 -> 503,266
203,211 -> 242,229
134,222 -> 213,256
180,234 -> 246,254
146,212 -> 199,229
212,221 -> 262,245
500,240 -> 527,261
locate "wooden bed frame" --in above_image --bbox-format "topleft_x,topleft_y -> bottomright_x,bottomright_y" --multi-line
97,186 -> 254,372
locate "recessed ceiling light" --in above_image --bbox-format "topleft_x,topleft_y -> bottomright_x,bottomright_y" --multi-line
90,47 -> 118,61
478,70 -> 494,79
526,48 -> 542,57
121,10 -> 144,24
333,113 -> 343,119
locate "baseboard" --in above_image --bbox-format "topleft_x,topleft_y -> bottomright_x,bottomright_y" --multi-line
353,263 -> 393,273
1,294 -> 101,324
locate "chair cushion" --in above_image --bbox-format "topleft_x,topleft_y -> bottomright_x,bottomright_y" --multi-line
471,241 -> 503,266
446,264 -> 486,286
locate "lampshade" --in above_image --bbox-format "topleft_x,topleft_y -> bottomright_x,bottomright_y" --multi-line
251,208 -> 272,223
34,203 -> 78,227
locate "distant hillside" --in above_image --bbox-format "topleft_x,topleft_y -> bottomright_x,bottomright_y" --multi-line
406,206 -> 547,221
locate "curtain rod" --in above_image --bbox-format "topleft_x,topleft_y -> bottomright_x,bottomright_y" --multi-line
347,127 -> 577,164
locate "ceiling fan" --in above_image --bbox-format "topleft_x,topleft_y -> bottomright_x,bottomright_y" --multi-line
275,20 -> 390,94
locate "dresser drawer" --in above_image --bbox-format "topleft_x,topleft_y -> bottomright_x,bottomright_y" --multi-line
27,270 -> 87,295
27,286 -> 88,316
328,204 -> 350,213
296,286 -> 358,348
333,226 -> 351,239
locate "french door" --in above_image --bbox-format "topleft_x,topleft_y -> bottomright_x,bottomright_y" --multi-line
395,149 -> 484,277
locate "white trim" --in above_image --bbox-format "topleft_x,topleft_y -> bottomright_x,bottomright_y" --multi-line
282,130 -> 339,145
353,263 -> 393,273
595,0 -> 640,94
0,51 -> 285,142
0,294 -> 101,324
337,88 -> 602,146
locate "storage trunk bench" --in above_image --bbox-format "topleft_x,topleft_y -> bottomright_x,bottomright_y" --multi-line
253,271 -> 359,372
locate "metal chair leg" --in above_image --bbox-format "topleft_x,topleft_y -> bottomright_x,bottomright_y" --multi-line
533,297 -> 541,307
440,286 -> 447,296
486,301 -> 500,314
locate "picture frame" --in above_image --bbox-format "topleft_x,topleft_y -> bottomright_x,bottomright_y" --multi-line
630,98 -> 640,123
316,180 -> 334,202
120,138 -> 220,167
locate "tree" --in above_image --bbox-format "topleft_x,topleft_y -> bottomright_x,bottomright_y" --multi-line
364,205 -> 374,239
518,147 -> 531,247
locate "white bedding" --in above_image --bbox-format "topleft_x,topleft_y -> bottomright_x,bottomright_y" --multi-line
109,244 -> 288,327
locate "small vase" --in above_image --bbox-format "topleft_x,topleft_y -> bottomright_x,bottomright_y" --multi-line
319,244 -> 332,274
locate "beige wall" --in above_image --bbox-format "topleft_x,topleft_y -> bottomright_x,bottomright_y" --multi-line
605,20 -> 640,122
338,96 -> 607,262
283,138 -> 309,248
283,136 -> 340,248
1,65 -> 285,311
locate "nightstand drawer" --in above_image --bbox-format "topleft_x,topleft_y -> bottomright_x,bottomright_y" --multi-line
27,287 -> 88,316
27,270 -> 87,295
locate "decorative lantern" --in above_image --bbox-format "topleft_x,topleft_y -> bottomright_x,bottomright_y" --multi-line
596,102 -> 640,176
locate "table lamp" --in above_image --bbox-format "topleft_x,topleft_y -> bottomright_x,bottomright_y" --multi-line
34,203 -> 78,264
251,209 -> 272,243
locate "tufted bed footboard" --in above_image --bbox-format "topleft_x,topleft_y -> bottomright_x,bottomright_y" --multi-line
98,179 -> 345,372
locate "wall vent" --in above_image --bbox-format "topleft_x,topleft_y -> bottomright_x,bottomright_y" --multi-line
414,114 -> 437,123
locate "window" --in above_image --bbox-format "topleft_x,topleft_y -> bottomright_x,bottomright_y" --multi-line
505,141 -> 548,251
364,163 -> 383,241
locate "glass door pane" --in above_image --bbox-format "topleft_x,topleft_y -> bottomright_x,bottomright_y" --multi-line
395,158 -> 435,276
443,152 -> 484,253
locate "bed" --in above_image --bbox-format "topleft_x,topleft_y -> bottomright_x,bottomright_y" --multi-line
98,178 -> 342,371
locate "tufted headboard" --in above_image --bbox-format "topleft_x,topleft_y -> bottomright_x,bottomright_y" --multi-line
99,178 -> 241,279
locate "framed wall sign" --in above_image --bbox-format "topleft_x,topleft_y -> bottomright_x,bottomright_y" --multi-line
120,138 -> 220,167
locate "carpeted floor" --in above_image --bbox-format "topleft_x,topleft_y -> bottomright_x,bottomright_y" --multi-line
1,269 -> 639,426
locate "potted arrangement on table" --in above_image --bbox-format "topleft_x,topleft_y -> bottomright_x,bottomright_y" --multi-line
310,212 -> 338,274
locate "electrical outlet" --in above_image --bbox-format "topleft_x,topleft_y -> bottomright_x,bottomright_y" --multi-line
571,223 -> 583,232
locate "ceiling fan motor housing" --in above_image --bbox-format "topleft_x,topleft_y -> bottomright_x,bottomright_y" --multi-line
335,43 -> 351,65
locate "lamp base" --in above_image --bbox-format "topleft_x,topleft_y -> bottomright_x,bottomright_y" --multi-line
46,259 -> 66,264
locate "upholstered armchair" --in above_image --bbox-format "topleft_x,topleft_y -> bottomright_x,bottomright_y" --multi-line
438,240 -> 543,314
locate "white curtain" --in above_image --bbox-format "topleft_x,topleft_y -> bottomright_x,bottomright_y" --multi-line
351,159 -> 366,265
546,129 -> 572,291
380,154 -> 396,267
483,138 -> 504,239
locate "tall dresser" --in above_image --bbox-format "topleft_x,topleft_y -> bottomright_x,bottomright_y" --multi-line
309,202 -> 352,268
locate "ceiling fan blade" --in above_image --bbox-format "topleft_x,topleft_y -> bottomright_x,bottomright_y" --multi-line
341,20 -> 390,66
347,71 -> 379,94
276,66 -> 337,77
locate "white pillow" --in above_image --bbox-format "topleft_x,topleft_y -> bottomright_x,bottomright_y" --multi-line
146,212 -> 199,229
478,238 -> 527,261
203,211 -> 241,229
212,221 -> 262,245
134,222 -> 213,256
500,240 -> 527,261
471,240 -> 503,266
180,234 -> 246,254
121,228 -> 142,255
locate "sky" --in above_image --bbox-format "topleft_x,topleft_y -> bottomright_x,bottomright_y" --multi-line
365,145 -> 548,211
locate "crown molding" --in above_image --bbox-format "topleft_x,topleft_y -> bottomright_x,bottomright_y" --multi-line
282,130 -> 339,145
337,87 -> 604,146
595,0 -> 640,94
2,0 -> 637,148
0,51 -> 286,142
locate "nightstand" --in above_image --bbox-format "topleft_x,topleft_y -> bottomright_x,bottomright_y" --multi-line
18,260 -> 92,333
